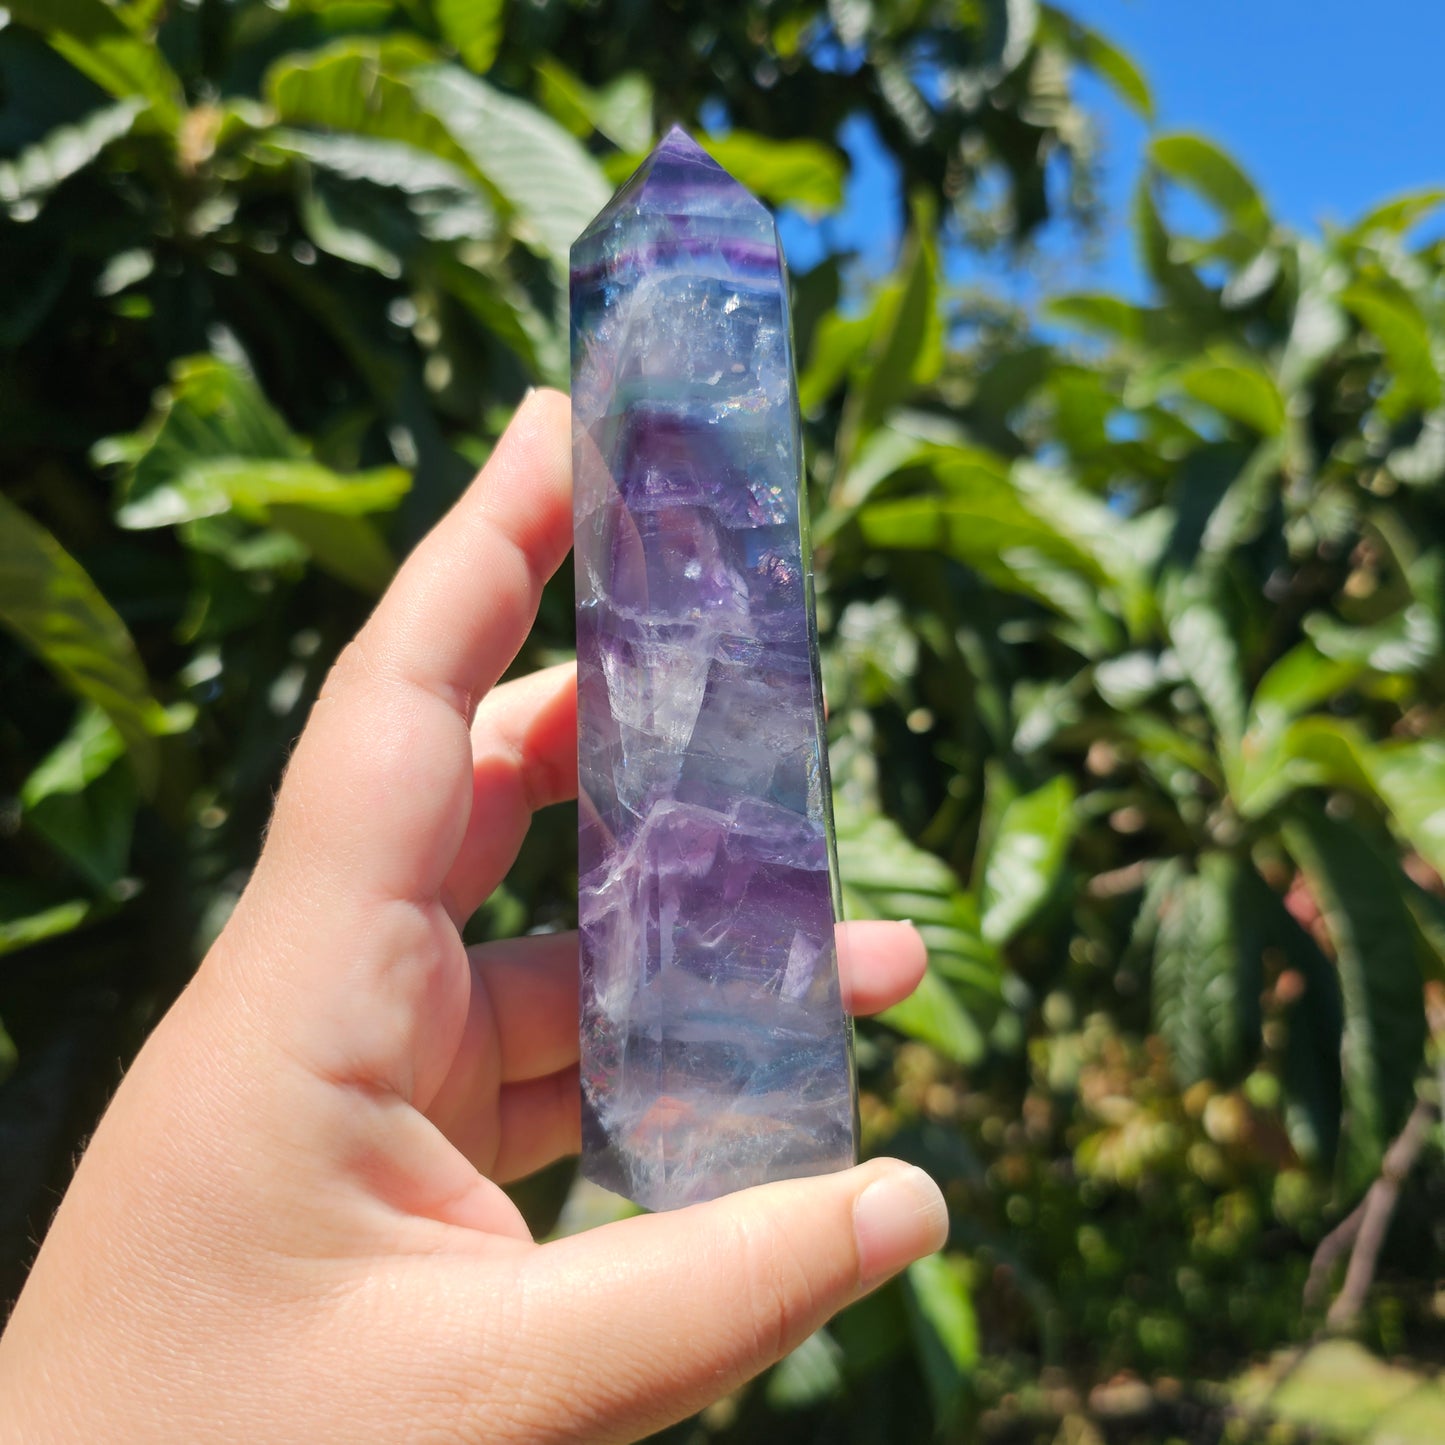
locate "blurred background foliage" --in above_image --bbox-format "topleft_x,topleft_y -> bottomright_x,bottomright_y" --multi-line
4,1 -> 1445,1440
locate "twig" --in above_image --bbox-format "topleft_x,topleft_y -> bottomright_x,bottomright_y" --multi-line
1304,1097 -> 1436,1329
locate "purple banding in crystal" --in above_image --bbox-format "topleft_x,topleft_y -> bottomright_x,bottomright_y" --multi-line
571,128 -> 857,1210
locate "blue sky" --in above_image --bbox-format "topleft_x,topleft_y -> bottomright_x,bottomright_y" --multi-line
779,0 -> 1445,300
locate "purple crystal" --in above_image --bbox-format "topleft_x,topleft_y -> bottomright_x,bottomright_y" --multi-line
572,128 -> 857,1210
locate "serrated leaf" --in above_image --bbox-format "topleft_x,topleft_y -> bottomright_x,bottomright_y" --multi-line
1163,583 -> 1247,751
1151,852 -> 1262,1087
411,64 -> 611,271
0,494 -> 169,794
0,98 -> 143,214
980,775 -> 1075,946
1283,806 -> 1427,1189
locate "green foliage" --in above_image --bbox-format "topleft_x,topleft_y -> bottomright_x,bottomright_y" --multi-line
3,2 -> 1445,1441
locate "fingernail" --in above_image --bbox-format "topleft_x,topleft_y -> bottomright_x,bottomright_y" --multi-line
853,1164 -> 948,1289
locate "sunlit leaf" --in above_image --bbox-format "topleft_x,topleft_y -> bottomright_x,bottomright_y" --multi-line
980,775 -> 1075,945
1150,133 -> 1270,245
905,1253 -> 977,1425
411,64 -> 612,270
20,705 -> 136,891
0,494 -> 169,793
0,98 -> 143,215
433,0 -> 505,73
1175,352 -> 1285,436
702,132 -> 845,214
1041,5 -> 1153,120
1340,279 -> 1443,416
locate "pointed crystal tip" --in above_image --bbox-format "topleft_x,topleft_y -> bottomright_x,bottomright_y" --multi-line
571,124 -> 769,254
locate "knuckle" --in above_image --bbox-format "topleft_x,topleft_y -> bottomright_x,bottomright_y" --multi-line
731,1211 -> 820,1367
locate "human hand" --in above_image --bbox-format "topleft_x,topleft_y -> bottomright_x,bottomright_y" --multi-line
0,390 -> 948,1444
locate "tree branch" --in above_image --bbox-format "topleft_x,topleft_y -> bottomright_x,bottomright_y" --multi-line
1305,1098 -> 1436,1329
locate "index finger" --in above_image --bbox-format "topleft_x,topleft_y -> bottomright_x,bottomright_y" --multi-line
264,387 -> 573,907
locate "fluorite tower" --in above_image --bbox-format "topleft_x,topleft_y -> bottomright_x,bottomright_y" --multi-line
571,128 -> 857,1211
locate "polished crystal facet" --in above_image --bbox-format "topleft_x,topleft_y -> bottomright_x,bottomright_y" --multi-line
571,127 -> 857,1211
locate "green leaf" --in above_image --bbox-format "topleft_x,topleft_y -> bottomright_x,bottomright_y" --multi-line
262,128 -> 499,245
104,356 -> 409,594
835,800 -> 1000,996
1151,852 -> 1263,1087
1339,280 -> 1443,416
1150,133 -> 1270,245
766,1329 -> 845,1410
1265,883 -> 1344,1167
1040,6 -> 1154,120
1346,187 -> 1445,242
798,309 -> 873,415
1368,741 -> 1445,881
411,64 -> 612,271
979,775 -> 1075,946
701,132 -> 845,214
0,895 -> 92,959
1283,806 -> 1428,1189
534,60 -> 653,152
1044,292 -> 1149,345
0,98 -> 143,215
433,0 -> 505,73
1175,352 -> 1285,436
8,0 -> 183,124
266,36 -> 463,166
905,1253 -> 976,1424
877,966 -> 987,1066
117,458 -> 410,529
0,494 -> 170,793
859,452 -> 1126,648
20,705 -> 136,891
1162,582 -> 1247,752
856,207 -> 941,433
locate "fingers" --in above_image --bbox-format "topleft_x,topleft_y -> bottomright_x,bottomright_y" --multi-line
262,388 -> 573,909
508,1160 -> 947,1443
834,919 -> 928,1014
442,662 -> 579,925
425,922 -> 926,1176
475,920 -> 924,1083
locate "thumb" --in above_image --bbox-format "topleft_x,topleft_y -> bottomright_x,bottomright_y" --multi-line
514,1159 -> 948,1443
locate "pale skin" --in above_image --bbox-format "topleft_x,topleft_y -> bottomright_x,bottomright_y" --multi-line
0,389 -> 949,1444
